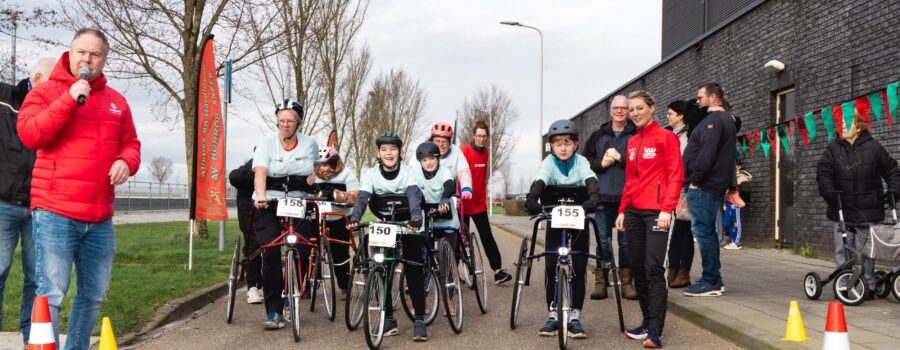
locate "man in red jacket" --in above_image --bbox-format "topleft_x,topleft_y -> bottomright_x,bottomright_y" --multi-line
17,28 -> 141,350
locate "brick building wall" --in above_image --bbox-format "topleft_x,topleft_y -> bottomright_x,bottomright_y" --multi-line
572,0 -> 900,256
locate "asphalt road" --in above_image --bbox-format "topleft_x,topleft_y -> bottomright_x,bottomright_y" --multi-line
133,227 -> 741,349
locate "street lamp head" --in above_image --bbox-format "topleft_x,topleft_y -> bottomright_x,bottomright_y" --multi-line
500,21 -> 521,26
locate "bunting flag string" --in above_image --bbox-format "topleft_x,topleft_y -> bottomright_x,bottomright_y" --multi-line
734,81 -> 896,159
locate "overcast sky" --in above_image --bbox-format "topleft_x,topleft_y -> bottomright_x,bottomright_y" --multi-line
9,0 -> 662,192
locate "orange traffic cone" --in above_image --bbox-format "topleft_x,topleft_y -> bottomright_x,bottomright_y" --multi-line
823,302 -> 850,350
27,295 -> 56,350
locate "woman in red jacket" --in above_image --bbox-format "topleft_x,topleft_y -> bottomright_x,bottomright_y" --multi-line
460,120 -> 511,284
615,90 -> 684,348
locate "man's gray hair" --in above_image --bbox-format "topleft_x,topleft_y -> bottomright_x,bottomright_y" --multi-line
72,28 -> 111,54
609,95 -> 628,109
31,57 -> 55,79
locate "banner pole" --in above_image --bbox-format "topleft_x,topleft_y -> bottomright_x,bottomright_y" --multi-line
188,219 -> 195,271
219,58 -> 232,252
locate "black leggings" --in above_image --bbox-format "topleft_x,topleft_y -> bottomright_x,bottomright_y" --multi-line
544,227 -> 589,311
667,219 -> 693,272
254,205 -> 314,314
241,207 -> 262,289
326,219 -> 352,290
624,208 -> 669,333
464,211 -> 503,271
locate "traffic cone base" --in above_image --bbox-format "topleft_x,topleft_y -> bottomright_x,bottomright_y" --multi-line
782,300 -> 810,342
28,295 -> 56,350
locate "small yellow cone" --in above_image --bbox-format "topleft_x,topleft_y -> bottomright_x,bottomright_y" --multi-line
99,317 -> 117,350
782,300 -> 810,342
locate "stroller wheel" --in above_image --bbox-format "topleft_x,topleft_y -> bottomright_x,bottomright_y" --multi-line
892,274 -> 900,303
874,271 -> 890,299
833,271 -> 869,306
803,272 -> 822,300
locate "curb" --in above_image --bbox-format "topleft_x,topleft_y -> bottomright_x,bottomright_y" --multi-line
491,222 -> 813,350
116,281 -> 231,347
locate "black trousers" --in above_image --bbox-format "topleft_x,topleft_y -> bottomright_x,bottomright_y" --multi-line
254,205 -> 314,314
667,219 -> 694,272
239,202 -> 262,289
325,219 -> 351,290
384,235 -> 427,318
465,211 -> 503,271
544,227 -> 589,311
624,208 -> 669,333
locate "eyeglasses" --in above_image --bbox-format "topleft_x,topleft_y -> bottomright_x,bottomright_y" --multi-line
277,120 -> 297,126
612,106 -> 628,111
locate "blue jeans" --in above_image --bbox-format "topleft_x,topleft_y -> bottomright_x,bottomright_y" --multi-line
686,188 -> 724,283
595,204 -> 629,268
33,209 -> 115,350
0,200 -> 36,344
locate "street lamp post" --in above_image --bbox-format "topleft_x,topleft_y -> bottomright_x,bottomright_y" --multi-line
500,21 -> 543,160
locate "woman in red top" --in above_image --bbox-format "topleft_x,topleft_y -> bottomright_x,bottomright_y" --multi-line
460,120 -> 512,284
615,91 -> 684,348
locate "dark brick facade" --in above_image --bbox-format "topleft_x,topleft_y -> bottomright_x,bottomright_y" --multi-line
572,0 -> 900,256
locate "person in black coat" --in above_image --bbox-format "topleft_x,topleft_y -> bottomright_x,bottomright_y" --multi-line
816,111 -> 900,291
229,156 -> 264,304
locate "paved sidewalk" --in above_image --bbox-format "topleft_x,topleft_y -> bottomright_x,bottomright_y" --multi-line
491,214 -> 900,350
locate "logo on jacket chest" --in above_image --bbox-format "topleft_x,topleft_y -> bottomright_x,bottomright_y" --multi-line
474,163 -> 486,168
628,148 -> 636,161
109,103 -> 122,115
642,147 -> 657,159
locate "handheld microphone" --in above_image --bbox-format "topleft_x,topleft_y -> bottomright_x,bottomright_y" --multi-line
77,67 -> 89,106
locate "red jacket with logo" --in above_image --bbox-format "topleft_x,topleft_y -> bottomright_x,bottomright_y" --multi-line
618,121 -> 683,214
18,52 -> 141,222
460,143 -> 488,215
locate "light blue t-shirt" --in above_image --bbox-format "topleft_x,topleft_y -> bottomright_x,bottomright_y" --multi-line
408,164 -> 459,229
440,144 -> 470,181
315,168 -> 360,218
536,154 -> 596,186
252,132 -> 319,200
359,162 -> 411,196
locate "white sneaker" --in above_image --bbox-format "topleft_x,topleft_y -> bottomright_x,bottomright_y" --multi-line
723,242 -> 742,250
247,287 -> 264,304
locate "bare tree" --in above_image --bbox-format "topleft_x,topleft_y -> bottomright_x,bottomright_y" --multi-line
501,161 -> 512,198
148,156 -> 175,185
456,85 -> 519,175
53,0 -> 284,238
0,2 -> 56,81
347,68 -> 427,177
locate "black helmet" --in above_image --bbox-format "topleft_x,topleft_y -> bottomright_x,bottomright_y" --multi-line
375,132 -> 403,148
415,141 -> 441,160
275,99 -> 304,120
548,119 -> 578,140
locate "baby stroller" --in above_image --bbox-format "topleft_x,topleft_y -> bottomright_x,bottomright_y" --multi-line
803,192 -> 899,306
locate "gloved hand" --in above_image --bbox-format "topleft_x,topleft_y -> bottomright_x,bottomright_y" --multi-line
319,187 -> 335,201
347,221 -> 359,231
525,199 -> 542,215
438,197 -> 452,213
407,219 -> 422,230
582,198 -> 599,213
460,187 -> 473,200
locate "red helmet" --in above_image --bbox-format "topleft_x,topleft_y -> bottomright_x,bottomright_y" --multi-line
431,122 -> 453,139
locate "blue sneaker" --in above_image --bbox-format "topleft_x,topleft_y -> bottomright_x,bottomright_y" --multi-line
625,323 -> 649,340
567,319 -> 586,339
643,329 -> 663,348
683,279 -> 724,297
539,318 -> 558,336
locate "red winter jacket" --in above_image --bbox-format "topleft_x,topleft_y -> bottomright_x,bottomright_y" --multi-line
460,143 -> 488,215
618,121 -> 683,214
18,52 -> 141,222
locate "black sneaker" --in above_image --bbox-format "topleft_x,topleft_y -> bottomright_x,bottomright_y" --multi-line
567,319 -> 586,339
539,318 -> 558,336
413,319 -> 428,341
625,323 -> 649,340
383,317 -> 399,336
643,329 -> 663,348
494,269 -> 512,285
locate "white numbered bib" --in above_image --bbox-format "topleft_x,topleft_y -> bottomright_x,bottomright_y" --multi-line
551,205 -> 585,230
316,201 -> 333,214
277,198 -> 306,218
368,223 -> 400,248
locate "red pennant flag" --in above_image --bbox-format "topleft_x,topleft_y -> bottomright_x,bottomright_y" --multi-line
832,105 -> 844,139
745,132 -> 756,157
880,89 -> 893,126
753,130 -> 762,155
795,116 -> 809,146
854,97 -> 872,129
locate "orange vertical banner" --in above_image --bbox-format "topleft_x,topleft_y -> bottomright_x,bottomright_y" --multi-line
191,35 -> 228,220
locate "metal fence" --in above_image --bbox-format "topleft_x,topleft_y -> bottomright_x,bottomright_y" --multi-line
114,180 -> 237,211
